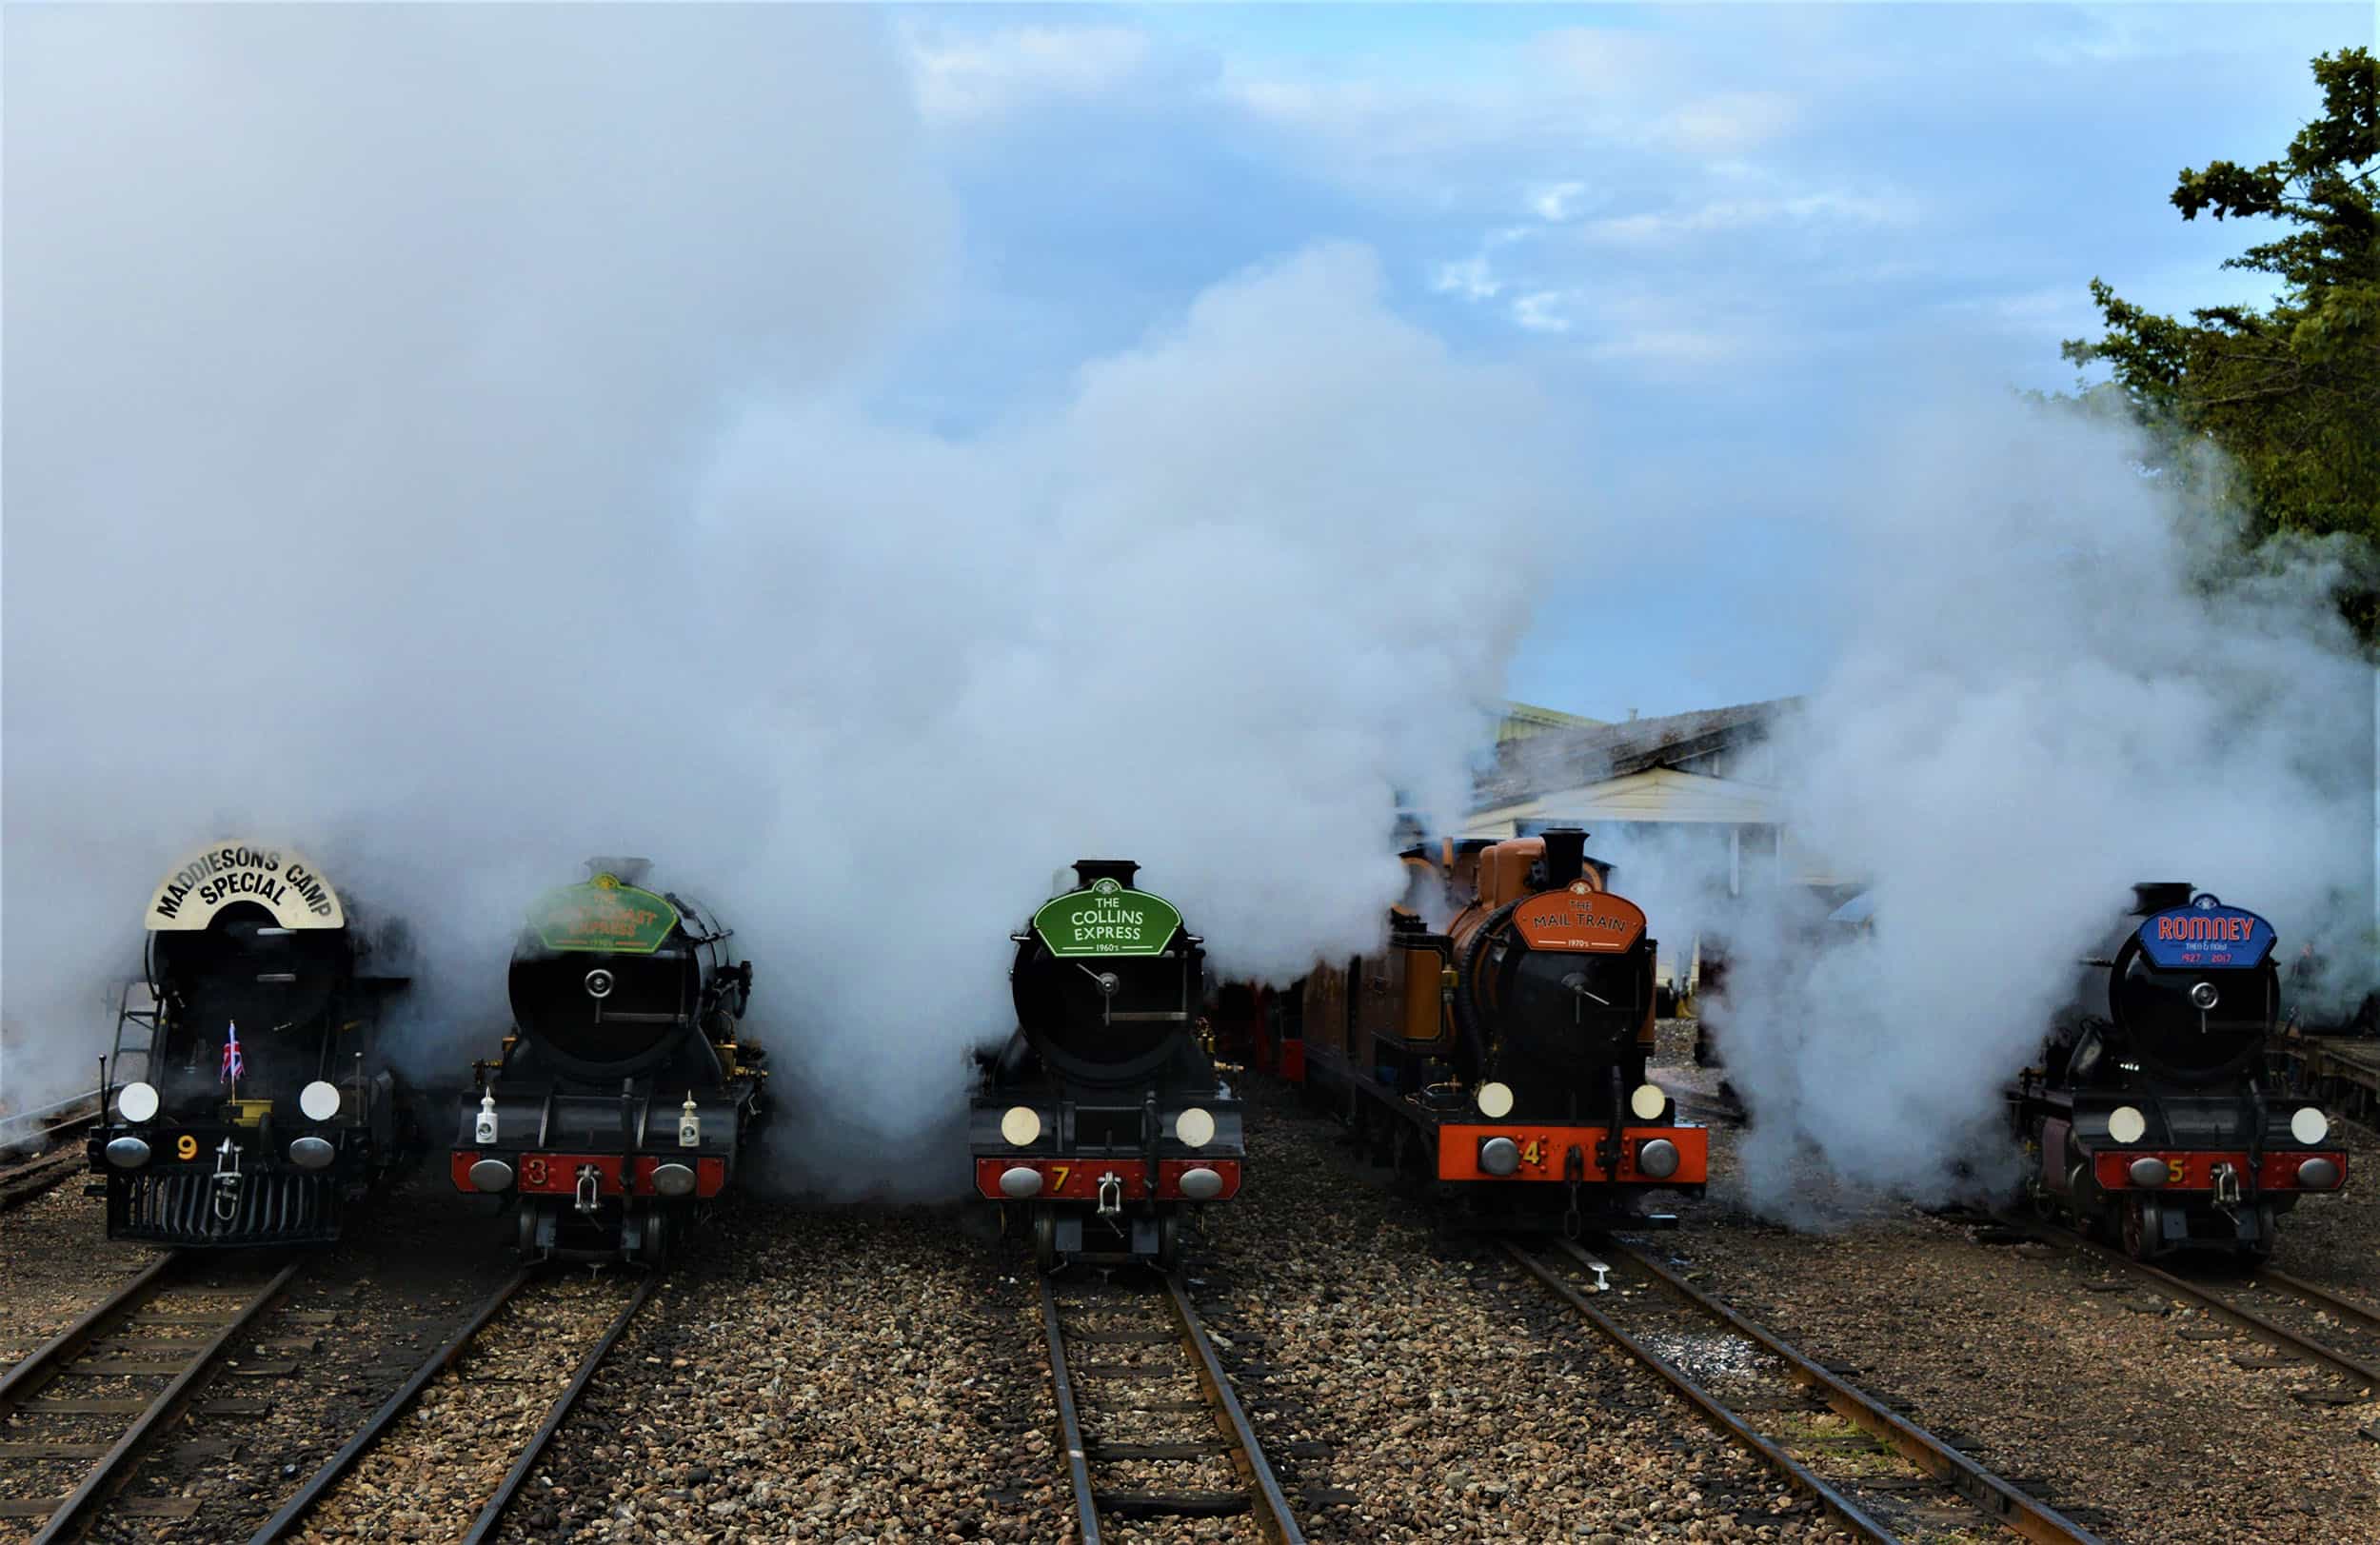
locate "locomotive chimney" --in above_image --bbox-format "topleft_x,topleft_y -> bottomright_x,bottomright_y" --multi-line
1540,828 -> 1588,888
2131,881 -> 2192,915
1073,858 -> 1140,889
584,856 -> 653,886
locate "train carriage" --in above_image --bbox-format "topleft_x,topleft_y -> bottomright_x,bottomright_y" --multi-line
89,842 -> 413,1245
1294,828 -> 1707,1232
450,859 -> 766,1263
2013,883 -> 2350,1258
972,860 -> 1243,1271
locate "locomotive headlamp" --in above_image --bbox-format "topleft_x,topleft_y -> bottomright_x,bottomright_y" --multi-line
298,1080 -> 342,1122
1476,1082 -> 1516,1119
2188,980 -> 2220,1011
2291,1107 -> 2330,1145
2107,1105 -> 2148,1144
1175,1107 -> 1217,1148
116,1081 -> 161,1124
1001,1105 -> 1042,1146
1629,1083 -> 1666,1121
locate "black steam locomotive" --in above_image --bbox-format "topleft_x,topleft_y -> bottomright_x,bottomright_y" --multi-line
89,842 -> 413,1245
1293,829 -> 1705,1232
451,860 -> 765,1263
2012,883 -> 2349,1259
972,860 -> 1242,1271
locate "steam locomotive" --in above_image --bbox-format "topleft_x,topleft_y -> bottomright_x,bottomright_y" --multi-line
89,842 -> 413,1245
1297,828 -> 1707,1232
972,860 -> 1242,1271
451,860 -> 765,1263
2012,883 -> 2349,1259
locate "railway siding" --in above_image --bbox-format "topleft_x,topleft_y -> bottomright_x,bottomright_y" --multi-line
250,1266 -> 650,1543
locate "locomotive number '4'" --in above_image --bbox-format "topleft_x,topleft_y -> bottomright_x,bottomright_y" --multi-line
1520,1139 -> 1543,1169
522,1157 -> 549,1187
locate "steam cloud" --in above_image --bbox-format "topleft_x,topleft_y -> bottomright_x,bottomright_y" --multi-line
1696,392 -> 2375,1215
1,8 -> 1569,1190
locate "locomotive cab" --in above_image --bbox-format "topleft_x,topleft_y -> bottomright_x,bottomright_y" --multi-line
90,842 -> 412,1246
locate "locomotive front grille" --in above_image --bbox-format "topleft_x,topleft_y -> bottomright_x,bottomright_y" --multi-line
109,1169 -> 342,1245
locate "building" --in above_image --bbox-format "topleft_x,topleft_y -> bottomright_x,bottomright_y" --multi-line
1466,697 -> 1854,994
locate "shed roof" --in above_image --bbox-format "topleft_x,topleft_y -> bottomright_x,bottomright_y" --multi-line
1477,695 -> 1801,806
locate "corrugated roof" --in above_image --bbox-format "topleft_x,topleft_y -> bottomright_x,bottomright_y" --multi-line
1496,700 -> 1605,743
1476,695 -> 1803,806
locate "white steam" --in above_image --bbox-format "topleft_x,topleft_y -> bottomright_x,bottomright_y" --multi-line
0,9 -> 1571,1190
1707,391 -> 2374,1214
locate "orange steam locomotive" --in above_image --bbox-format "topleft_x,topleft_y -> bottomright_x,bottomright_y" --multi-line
1282,827 -> 1707,1232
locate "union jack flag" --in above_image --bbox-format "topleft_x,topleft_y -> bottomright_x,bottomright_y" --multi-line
221,1021 -> 244,1084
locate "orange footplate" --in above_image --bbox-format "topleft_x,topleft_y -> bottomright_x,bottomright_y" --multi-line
1436,1124 -> 1709,1184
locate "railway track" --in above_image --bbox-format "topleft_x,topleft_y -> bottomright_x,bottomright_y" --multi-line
0,1097 -> 102,1214
1037,1273 -> 1305,1543
1507,1237 -> 2112,1545
249,1264 -> 661,1544
1982,1215 -> 2380,1404
0,1252 -> 297,1542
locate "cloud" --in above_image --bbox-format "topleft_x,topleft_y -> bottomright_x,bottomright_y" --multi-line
1659,89 -> 1805,153
1432,255 -> 1504,301
1530,180 -> 1588,221
1580,188 -> 1918,248
904,22 -> 1153,126
1510,291 -> 1576,333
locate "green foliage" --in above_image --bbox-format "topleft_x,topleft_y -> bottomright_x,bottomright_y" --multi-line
2064,49 -> 2379,644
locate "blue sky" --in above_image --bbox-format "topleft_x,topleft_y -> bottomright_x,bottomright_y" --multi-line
879,3 -> 2369,720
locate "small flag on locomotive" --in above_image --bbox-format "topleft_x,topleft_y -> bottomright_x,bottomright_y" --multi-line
89,841 -> 415,1246
2013,883 -> 2349,1260
972,859 -> 1242,1273
1291,828 -> 1709,1234
450,859 -> 766,1264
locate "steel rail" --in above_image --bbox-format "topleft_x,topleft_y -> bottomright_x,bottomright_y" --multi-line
1597,1239 -> 2110,1545
16,1259 -> 299,1544
1163,1274 -> 1305,1545
1503,1240 -> 1896,1544
2254,1266 -> 2380,1340
248,1266 -> 533,1544
0,1089 -> 105,1139
460,1270 -> 664,1544
2019,1220 -> 2380,1397
0,1149 -> 88,1211
0,1254 -> 181,1407
1036,1276 -> 1104,1545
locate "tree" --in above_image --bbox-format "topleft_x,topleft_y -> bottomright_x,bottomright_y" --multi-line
2064,47 -> 2379,644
